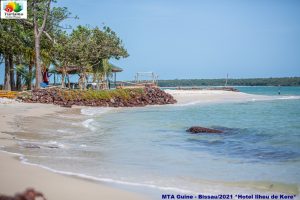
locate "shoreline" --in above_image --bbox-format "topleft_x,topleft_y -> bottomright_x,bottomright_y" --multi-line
1,90 -> 299,199
0,102 -> 148,200
164,89 -> 282,105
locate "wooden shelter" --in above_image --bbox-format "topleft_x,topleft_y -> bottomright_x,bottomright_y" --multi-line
54,65 -> 123,89
111,65 -> 123,86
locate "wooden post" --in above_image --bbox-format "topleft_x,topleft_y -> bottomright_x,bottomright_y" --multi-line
152,72 -> 154,84
114,72 -> 116,88
67,74 -> 71,88
225,73 -> 228,87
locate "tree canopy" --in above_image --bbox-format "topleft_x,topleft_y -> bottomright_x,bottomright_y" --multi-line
0,0 -> 129,91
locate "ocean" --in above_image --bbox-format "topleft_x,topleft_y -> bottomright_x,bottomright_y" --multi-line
3,86 -> 300,197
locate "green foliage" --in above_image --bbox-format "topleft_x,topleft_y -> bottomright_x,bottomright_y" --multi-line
16,65 -> 36,87
57,25 -> 129,69
1,1 -> 128,91
158,77 -> 300,87
1,1 -> 73,90
0,20 -> 25,56
54,25 -> 129,88
60,88 -> 144,101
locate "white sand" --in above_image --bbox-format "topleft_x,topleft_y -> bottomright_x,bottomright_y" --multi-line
165,89 -> 275,105
0,101 -> 148,200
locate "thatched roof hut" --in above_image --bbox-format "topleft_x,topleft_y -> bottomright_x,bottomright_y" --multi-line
111,66 -> 123,73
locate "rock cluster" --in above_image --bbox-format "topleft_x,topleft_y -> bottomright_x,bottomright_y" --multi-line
186,126 -> 223,134
17,87 -> 177,108
0,188 -> 46,200
219,87 -> 239,92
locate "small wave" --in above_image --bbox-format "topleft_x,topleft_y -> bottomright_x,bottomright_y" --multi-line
275,96 -> 300,100
46,141 -> 65,148
18,140 -> 66,149
1,149 -> 298,196
0,149 -> 193,194
82,119 -> 96,131
81,107 -> 113,116
57,129 -> 68,133
13,153 -> 194,194
169,101 -> 206,107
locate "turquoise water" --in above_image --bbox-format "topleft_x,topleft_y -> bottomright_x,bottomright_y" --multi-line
4,86 -> 300,196
237,86 -> 300,96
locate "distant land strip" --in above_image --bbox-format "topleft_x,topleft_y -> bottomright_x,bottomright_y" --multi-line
157,77 -> 300,87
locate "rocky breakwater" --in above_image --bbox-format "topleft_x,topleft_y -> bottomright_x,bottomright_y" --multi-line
17,87 -> 177,107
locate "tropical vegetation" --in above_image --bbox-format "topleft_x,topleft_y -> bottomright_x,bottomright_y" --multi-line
0,0 -> 128,91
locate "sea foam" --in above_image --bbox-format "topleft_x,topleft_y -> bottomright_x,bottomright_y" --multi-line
82,119 -> 96,131
81,107 -> 113,116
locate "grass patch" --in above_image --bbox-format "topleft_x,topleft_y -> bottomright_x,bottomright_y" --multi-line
60,88 -> 145,101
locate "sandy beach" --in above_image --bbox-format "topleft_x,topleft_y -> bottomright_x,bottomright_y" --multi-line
0,101 -> 147,200
165,89 -> 276,105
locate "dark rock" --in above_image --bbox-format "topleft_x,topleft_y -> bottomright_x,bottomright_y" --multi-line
186,126 -> 223,134
220,87 -> 239,92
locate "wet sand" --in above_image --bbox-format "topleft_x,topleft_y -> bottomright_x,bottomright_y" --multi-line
0,101 -> 148,200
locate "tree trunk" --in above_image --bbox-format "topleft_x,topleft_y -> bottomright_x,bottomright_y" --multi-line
33,0 -> 51,89
67,74 -> 71,88
54,73 -> 56,85
28,63 -> 33,90
9,54 -> 15,91
84,73 -> 87,90
97,78 -> 100,90
61,72 -> 66,88
34,36 -> 42,89
4,56 -> 11,91
16,69 -> 22,91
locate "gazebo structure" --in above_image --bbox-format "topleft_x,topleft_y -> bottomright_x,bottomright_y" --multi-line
111,65 -> 123,87
54,65 -> 123,89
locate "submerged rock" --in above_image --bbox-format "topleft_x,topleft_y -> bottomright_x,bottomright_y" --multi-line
186,126 -> 223,134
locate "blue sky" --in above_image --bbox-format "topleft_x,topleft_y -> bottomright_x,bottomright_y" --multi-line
1,0 -> 300,83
